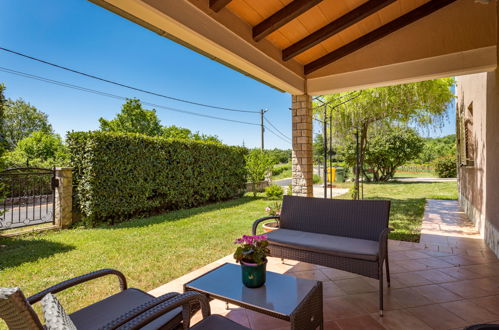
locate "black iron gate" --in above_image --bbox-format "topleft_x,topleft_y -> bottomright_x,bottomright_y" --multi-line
0,167 -> 57,230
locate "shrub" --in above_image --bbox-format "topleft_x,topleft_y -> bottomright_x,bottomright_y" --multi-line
67,131 -> 247,225
313,174 -> 322,184
287,184 -> 292,195
245,149 -> 275,197
265,184 -> 283,199
433,155 -> 457,178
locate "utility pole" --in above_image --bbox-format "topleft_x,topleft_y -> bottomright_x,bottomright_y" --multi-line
260,109 -> 267,150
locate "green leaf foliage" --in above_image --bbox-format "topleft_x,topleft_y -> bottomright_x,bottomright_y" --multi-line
5,131 -> 69,168
245,149 -> 275,197
264,184 -> 283,199
433,155 -> 457,178
99,98 -> 162,136
4,98 -> 53,149
66,131 -> 247,225
342,126 -> 424,182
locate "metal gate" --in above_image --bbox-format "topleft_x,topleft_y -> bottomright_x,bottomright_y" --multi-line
0,167 -> 57,230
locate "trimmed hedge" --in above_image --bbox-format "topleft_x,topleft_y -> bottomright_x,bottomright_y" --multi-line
67,131 -> 247,225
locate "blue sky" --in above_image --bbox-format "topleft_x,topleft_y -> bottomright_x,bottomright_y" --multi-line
0,0 -> 455,149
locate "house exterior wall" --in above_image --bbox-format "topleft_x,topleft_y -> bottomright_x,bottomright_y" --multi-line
457,69 -> 499,257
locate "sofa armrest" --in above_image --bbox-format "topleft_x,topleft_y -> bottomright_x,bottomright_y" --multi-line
378,228 -> 393,261
28,269 -> 127,304
116,291 -> 210,330
252,216 -> 280,235
99,292 -> 180,330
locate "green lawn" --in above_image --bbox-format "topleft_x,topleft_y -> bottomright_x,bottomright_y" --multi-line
335,181 -> 457,241
0,181 -> 457,322
394,170 -> 438,178
272,163 -> 292,180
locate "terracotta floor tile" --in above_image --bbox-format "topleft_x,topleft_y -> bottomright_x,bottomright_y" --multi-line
412,284 -> 463,303
437,255 -> 479,266
323,297 -> 370,321
319,268 -> 360,280
342,292 -> 404,313
287,269 -> 329,282
422,250 -> 454,258
407,304 -> 468,330
246,309 -> 289,330
471,295 -> 499,315
404,251 -> 431,260
387,261 -> 412,274
419,257 -> 455,269
285,261 -> 325,272
323,281 -> 347,298
333,277 -> 378,295
323,321 -> 342,330
441,300 -> 499,324
335,315 -> 385,330
439,266 -> 484,281
371,310 -> 432,330
396,260 -> 429,271
389,287 -> 433,308
417,269 -> 459,283
440,280 -> 491,298
391,272 -> 433,287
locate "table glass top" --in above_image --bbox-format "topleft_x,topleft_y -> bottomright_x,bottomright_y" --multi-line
184,263 -> 319,316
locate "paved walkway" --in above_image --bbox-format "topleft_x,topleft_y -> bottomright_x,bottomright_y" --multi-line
150,200 -> 499,330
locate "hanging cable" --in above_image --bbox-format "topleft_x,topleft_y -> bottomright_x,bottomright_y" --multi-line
264,126 -> 291,144
0,46 -> 259,113
263,117 -> 291,141
0,66 -> 260,126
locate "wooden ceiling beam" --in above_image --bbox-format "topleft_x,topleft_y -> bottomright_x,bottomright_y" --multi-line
209,0 -> 232,12
283,0 -> 396,61
304,0 -> 457,75
253,0 -> 323,42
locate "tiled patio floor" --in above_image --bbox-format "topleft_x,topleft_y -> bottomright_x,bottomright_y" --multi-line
150,200 -> 499,330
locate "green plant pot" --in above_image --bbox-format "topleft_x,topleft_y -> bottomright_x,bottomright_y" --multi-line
241,259 -> 267,288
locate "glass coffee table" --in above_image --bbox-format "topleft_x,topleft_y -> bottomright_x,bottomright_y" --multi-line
184,263 -> 323,330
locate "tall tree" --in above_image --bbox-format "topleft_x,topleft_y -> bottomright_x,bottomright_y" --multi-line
162,125 -> 221,144
99,98 -> 162,136
6,131 -> 69,167
4,98 -> 53,149
0,84 -> 6,167
317,78 -> 454,198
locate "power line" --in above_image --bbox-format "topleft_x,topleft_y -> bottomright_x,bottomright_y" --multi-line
0,46 -> 259,114
265,126 -> 291,144
0,66 -> 260,127
264,117 -> 291,141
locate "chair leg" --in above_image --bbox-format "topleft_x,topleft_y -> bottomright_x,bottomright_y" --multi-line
379,265 -> 384,317
385,253 -> 391,288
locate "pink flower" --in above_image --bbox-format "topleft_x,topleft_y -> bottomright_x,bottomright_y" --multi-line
265,207 -> 271,212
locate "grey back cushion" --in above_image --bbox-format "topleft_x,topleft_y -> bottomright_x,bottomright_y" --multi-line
280,195 -> 390,241
41,293 -> 77,330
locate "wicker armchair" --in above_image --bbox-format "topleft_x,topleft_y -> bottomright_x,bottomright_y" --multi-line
253,195 -> 392,316
0,269 -> 249,330
0,269 -> 185,329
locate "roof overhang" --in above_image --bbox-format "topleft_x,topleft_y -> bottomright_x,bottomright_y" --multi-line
89,0 -> 497,95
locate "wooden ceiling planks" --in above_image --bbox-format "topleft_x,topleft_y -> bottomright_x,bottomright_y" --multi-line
224,0 -> 449,69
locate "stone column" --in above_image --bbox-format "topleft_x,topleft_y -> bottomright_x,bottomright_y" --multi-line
54,167 -> 73,228
291,95 -> 313,197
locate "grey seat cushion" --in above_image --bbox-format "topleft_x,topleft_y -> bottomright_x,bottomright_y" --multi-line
69,288 -> 182,329
267,228 -> 379,261
41,293 -> 77,330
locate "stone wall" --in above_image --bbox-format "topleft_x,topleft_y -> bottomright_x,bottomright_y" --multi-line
291,94 -> 313,197
54,167 -> 73,228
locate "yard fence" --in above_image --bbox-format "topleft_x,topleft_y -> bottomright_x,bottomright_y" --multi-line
397,163 -> 434,173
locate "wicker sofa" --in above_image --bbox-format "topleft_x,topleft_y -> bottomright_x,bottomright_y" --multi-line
253,195 -> 392,316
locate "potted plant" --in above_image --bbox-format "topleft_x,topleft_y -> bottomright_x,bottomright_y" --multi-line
233,234 -> 270,288
263,201 -> 281,232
